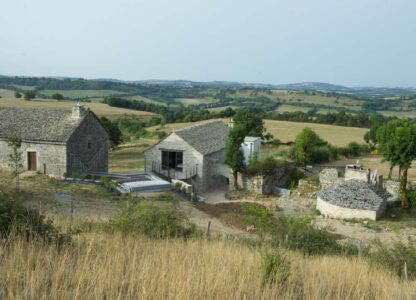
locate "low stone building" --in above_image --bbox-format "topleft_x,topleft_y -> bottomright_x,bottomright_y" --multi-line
144,120 -> 230,192
0,105 -> 109,177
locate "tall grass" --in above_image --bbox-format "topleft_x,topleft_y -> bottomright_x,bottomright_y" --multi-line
0,232 -> 415,299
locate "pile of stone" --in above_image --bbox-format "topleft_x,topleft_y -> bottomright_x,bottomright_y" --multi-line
317,180 -> 386,211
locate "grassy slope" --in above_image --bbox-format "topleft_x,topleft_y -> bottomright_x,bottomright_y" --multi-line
1,231 -> 414,299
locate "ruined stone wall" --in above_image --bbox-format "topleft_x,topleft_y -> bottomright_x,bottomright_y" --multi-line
319,168 -> 339,189
345,168 -> 370,182
0,139 -> 67,176
66,114 -> 109,175
230,163 -> 296,195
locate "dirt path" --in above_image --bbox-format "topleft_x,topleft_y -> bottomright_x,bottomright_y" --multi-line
179,201 -> 249,237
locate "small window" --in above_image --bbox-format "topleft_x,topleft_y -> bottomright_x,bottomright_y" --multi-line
87,140 -> 92,149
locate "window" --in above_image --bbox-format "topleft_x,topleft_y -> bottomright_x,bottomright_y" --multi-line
161,151 -> 183,171
87,140 -> 92,149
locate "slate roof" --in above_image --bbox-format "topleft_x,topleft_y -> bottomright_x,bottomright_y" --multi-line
174,120 -> 229,155
0,107 -> 85,143
317,180 -> 386,211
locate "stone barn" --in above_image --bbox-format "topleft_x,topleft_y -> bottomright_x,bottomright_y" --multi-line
144,120 -> 230,192
0,105 -> 109,177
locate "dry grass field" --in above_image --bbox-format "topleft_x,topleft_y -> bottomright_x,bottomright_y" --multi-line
148,119 -> 368,147
0,97 -> 156,119
1,232 -> 414,300
264,119 -> 368,146
175,98 -> 217,106
109,139 -> 158,172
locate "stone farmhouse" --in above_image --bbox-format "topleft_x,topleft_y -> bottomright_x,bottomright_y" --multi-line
0,105 -> 109,177
144,120 -> 231,192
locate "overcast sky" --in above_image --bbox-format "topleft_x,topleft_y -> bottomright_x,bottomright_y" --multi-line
1,0 -> 415,87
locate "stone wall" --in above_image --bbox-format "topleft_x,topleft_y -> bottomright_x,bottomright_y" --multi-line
144,133 -> 206,192
319,168 -> 339,189
0,140 -> 67,176
231,163 -> 296,195
67,114 -> 109,175
317,196 -> 385,221
344,168 -> 370,182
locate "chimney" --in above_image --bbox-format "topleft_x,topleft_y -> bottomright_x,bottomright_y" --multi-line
72,103 -> 88,119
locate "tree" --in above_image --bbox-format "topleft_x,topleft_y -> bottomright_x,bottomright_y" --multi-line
23,90 -> 35,100
14,91 -> 22,98
232,108 -> 265,138
7,136 -> 24,191
225,126 -> 246,190
100,117 -> 122,148
291,128 -> 326,168
377,120 -> 416,208
51,92 -> 64,100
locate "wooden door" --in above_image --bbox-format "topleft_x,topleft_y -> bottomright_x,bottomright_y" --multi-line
28,152 -> 37,171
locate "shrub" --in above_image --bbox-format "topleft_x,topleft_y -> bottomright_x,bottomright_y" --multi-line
338,142 -> 370,158
100,177 -> 117,192
310,145 -> 338,164
110,199 -> 197,238
261,249 -> 291,286
272,216 -> 358,256
370,238 -> 416,279
0,194 -> 68,244
285,168 -> 304,189
246,157 -> 288,176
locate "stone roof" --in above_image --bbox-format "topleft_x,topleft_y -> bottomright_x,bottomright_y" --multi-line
317,180 -> 386,211
0,107 -> 86,143
174,120 -> 229,155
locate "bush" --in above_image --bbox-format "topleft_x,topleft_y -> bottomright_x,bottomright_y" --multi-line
285,168 -> 304,189
310,145 -> 338,164
338,142 -> 370,158
100,177 -> 117,192
246,157 -> 288,176
272,216 -> 358,256
0,194 -> 67,244
110,199 -> 197,238
370,239 -> 416,279
407,189 -> 416,207
261,249 -> 291,286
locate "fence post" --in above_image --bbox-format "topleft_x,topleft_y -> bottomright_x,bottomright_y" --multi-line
207,221 -> 211,237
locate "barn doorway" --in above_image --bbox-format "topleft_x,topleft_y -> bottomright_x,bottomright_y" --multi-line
27,152 -> 37,171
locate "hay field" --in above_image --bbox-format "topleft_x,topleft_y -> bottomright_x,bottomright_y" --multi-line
0,98 -> 156,119
1,232 -> 414,299
175,98 -> 217,106
264,120 -> 368,146
148,119 -> 368,147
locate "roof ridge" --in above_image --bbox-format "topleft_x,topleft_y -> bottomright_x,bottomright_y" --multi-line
174,119 -> 223,133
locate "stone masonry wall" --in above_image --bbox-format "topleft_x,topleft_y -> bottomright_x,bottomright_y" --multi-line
0,140 -> 67,176
144,133 -> 206,192
231,163 -> 296,194
317,196 -> 385,221
66,114 -> 109,175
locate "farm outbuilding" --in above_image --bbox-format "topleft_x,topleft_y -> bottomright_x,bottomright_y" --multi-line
144,120 -> 231,192
0,105 -> 109,177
